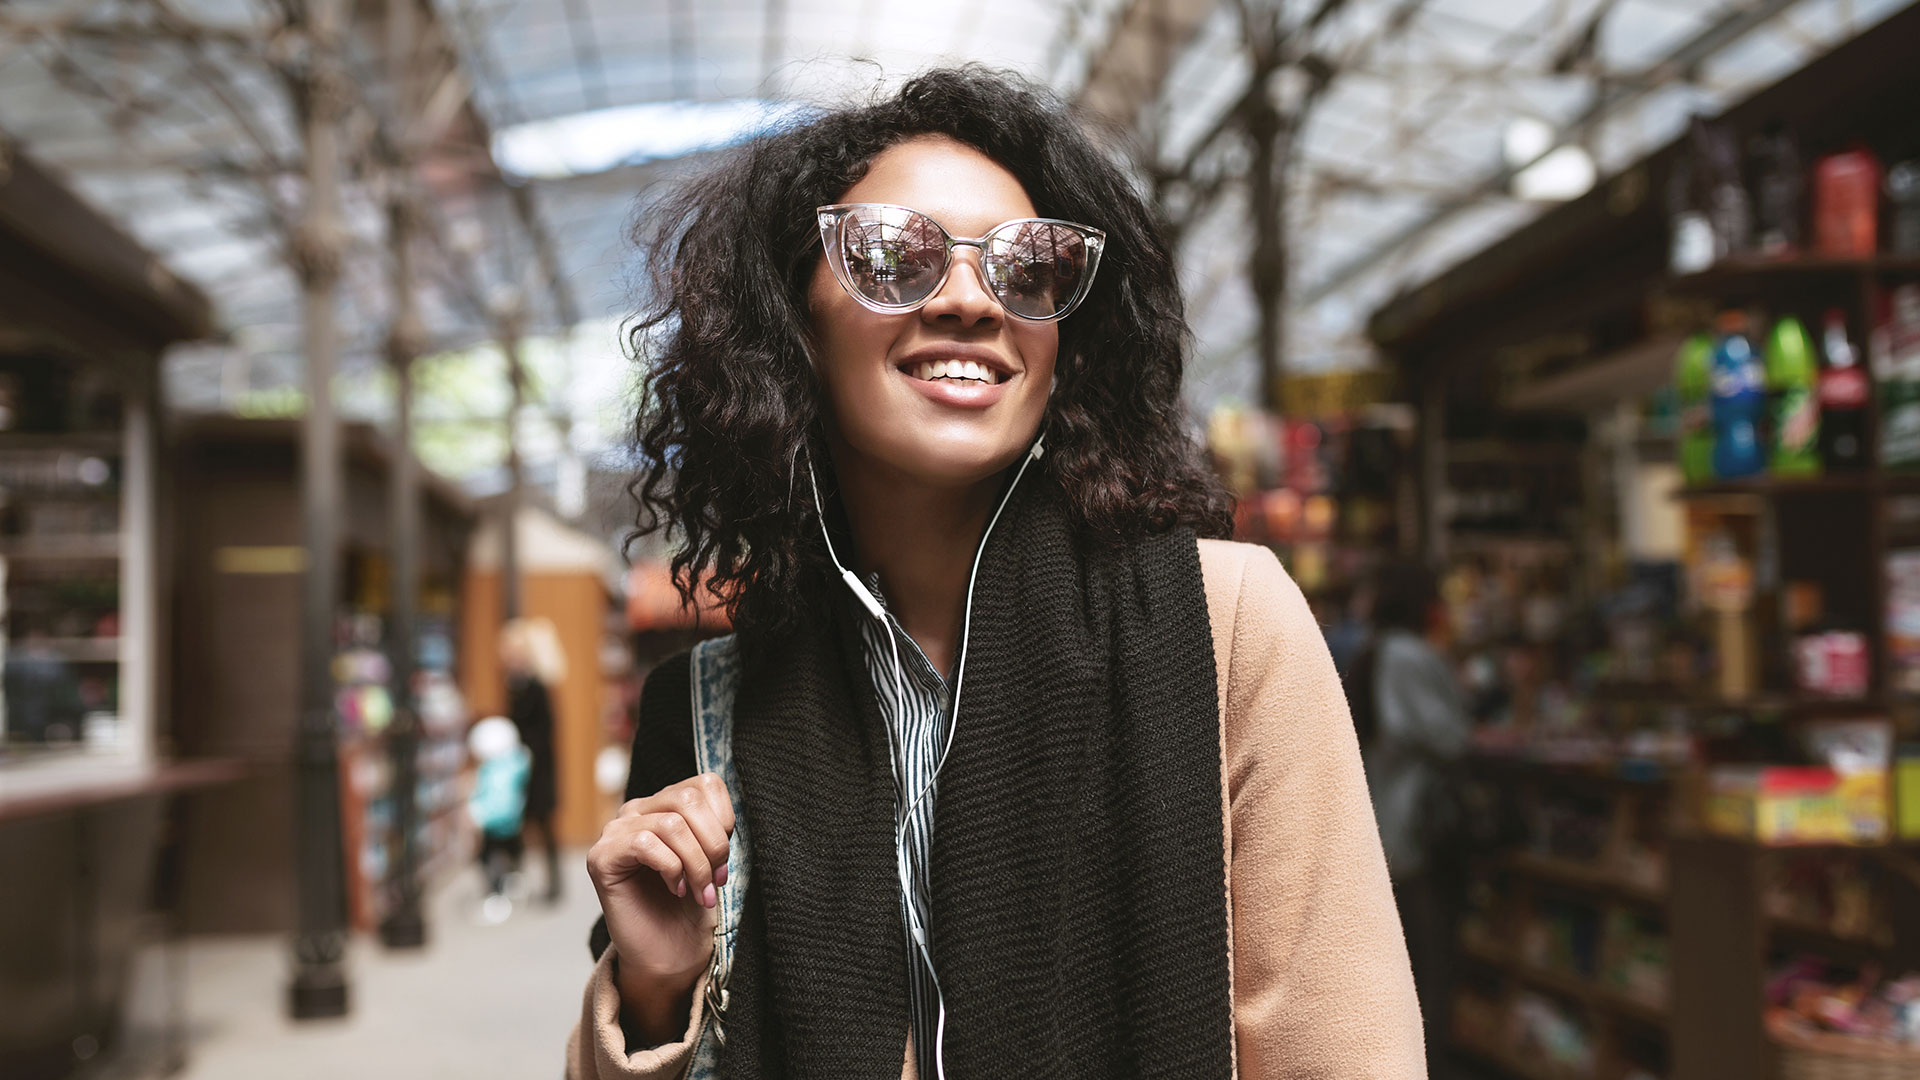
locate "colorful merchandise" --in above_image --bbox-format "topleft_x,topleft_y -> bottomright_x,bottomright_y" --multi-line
1766,315 -> 1820,475
1675,332 -> 1716,483
1814,147 -> 1883,258
1792,631 -> 1870,697
1710,312 -> 1766,479
1769,960 -> 1920,1047
1704,765 -> 1890,845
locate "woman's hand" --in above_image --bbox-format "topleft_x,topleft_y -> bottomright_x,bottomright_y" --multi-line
586,773 -> 735,1044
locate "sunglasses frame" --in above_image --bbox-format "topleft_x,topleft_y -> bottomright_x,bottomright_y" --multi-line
816,202 -> 1107,323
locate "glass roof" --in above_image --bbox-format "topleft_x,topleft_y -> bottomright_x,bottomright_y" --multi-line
0,0 -> 1907,492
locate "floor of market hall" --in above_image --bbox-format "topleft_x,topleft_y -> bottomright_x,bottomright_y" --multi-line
103,852 -> 600,1080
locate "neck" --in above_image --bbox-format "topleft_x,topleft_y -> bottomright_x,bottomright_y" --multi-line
829,442 -> 1004,679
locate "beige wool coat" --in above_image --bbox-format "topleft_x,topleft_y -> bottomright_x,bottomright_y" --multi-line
568,539 -> 1426,1078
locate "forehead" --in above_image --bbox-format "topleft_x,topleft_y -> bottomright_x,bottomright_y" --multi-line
838,135 -> 1037,236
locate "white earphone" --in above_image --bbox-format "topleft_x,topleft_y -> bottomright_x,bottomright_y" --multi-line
800,431 -> 1044,1080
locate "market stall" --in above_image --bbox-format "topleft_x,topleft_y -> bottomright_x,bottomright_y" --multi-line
0,138 -> 222,1078
168,417 -> 476,934
1368,7 -> 1920,1077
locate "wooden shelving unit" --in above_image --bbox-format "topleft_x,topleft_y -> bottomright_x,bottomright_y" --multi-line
1461,937 -> 1672,1030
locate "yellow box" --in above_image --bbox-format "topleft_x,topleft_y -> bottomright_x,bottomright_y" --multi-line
1704,766 -> 1890,845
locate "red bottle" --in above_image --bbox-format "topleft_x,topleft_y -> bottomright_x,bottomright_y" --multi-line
1814,148 -> 1882,258
1818,309 -> 1869,470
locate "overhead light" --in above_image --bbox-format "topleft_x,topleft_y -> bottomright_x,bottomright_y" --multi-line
1504,116 -> 1596,202
492,99 -> 811,180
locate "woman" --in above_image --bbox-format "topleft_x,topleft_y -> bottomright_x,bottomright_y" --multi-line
571,69 -> 1421,1079
502,617 -> 566,903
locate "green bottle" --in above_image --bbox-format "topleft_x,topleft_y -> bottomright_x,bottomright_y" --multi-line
1675,333 -> 1716,484
1766,315 -> 1821,476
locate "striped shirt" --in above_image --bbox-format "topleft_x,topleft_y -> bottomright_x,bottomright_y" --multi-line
854,575 -> 952,1080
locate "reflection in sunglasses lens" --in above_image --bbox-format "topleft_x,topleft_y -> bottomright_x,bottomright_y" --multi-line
842,208 -> 945,307
836,207 -> 1089,318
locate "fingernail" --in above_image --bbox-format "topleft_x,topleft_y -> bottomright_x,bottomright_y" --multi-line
714,864 -> 729,887
674,879 -> 686,898
701,884 -> 717,908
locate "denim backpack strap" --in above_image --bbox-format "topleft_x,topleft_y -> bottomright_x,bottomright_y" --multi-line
687,635 -> 748,1078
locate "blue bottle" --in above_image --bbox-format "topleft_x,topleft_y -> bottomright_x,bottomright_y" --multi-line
1710,311 -> 1766,479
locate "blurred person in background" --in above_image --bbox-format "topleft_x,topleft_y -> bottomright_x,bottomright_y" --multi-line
467,715 -> 531,923
1345,560 -> 1472,1073
501,616 -> 566,904
569,68 -> 1423,1079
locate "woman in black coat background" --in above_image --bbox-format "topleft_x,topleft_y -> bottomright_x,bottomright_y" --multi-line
502,617 -> 566,903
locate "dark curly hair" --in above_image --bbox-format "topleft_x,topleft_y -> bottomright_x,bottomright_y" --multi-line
629,66 -> 1233,641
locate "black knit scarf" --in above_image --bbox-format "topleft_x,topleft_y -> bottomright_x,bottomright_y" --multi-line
718,476 -> 1234,1079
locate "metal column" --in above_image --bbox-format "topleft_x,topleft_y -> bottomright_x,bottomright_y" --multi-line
378,0 -> 428,952
288,0 -> 351,1021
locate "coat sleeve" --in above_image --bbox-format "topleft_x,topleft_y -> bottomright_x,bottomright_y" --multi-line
564,948 -> 710,1079
567,651 -> 710,1079
1204,542 -> 1427,1079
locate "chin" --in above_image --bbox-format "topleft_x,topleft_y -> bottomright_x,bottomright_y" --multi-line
882,433 -> 1030,489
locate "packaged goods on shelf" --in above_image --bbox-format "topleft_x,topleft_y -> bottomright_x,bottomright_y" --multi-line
1704,765 -> 1890,845
1887,550 -> 1920,693
1876,285 -> 1920,470
1900,748 -> 1920,840
1603,909 -> 1672,1008
1511,992 -> 1597,1075
1767,959 -> 1920,1047
1764,851 -> 1888,945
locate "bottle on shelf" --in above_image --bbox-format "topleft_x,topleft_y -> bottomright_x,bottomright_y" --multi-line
1695,117 -> 1753,262
1889,160 -> 1920,255
1818,309 -> 1869,471
1877,285 -> 1920,470
1751,121 -> 1804,257
1710,311 -> 1767,479
1675,332 -> 1716,484
1765,315 -> 1820,476
1813,147 -> 1883,259
1667,147 -> 1714,275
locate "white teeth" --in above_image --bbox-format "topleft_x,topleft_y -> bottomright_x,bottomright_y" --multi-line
906,358 -> 1007,384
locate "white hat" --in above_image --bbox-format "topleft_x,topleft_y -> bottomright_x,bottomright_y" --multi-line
468,715 -> 521,761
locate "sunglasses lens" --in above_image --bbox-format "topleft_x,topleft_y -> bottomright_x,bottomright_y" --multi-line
984,221 -> 1091,320
835,206 -> 948,308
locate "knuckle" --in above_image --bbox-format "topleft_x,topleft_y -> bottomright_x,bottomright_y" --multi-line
656,814 -> 692,842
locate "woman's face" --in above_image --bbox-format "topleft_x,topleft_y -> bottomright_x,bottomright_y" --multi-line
807,135 -> 1058,489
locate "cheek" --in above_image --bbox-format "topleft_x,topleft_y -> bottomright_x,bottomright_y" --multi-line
1014,323 -> 1060,401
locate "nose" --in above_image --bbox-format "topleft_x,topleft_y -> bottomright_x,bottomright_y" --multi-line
919,246 -> 1001,329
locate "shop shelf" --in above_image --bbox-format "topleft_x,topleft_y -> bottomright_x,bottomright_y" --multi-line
1452,1035 -> 1585,1080
1768,914 -> 1895,962
1466,752 -> 1677,791
1587,684 -> 1891,716
1461,939 -> 1672,1031
1664,254 -> 1920,296
0,432 -> 124,452
1672,475 -> 1880,498
0,534 -> 124,560
21,637 -> 121,663
1506,851 -> 1668,908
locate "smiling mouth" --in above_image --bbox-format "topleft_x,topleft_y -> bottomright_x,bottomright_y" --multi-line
904,359 -> 1009,386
